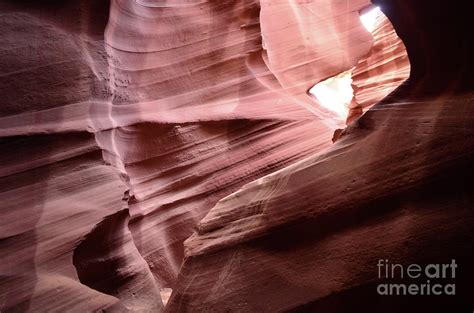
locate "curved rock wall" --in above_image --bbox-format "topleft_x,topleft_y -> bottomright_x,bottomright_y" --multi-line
0,0 -> 376,311
99,0 -> 375,290
165,0 -> 474,311
349,9 -> 410,123
2,0 -> 472,312
0,2 -> 129,311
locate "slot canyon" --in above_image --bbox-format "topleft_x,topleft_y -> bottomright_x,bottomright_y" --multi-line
0,0 -> 472,312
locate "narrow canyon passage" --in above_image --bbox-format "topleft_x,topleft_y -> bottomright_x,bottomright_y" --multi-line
0,0 -> 472,312
310,5 -> 410,124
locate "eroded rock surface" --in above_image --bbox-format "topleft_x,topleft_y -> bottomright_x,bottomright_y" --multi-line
1,0 -> 370,311
349,9 -> 410,123
1,0 -> 472,312
166,0 -> 474,312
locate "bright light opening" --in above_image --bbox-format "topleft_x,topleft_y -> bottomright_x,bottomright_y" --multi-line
161,288 -> 172,306
360,6 -> 381,32
309,6 -> 382,120
309,71 -> 352,119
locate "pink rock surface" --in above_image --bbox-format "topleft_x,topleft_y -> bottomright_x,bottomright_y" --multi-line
95,0 -> 374,290
165,0 -> 474,311
1,0 -> 473,312
348,9 -> 410,123
0,0 -> 371,311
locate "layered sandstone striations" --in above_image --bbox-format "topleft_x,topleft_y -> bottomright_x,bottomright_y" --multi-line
101,0 -> 373,290
0,0 -> 375,312
1,0 -> 472,312
348,8 -> 410,123
0,2 -> 130,311
165,0 -> 474,312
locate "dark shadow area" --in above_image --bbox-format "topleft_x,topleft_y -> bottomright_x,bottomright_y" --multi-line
373,0 -> 473,98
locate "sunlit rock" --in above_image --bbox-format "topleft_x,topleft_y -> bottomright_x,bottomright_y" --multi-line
0,0 -> 472,312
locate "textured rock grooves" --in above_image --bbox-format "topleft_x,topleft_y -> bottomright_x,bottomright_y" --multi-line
0,0 -> 472,313
165,0 -> 474,312
73,209 -> 163,312
349,8 -> 410,124
100,0 -> 371,294
1,2 -> 128,312
0,0 -> 371,311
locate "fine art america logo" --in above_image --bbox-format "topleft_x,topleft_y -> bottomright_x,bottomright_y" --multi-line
376,259 -> 457,296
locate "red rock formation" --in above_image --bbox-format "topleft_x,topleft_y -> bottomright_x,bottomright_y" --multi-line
0,2 -> 129,311
0,0 -> 372,311
99,0 -> 373,291
1,0 -> 473,312
164,0 -> 474,312
348,8 -> 410,124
